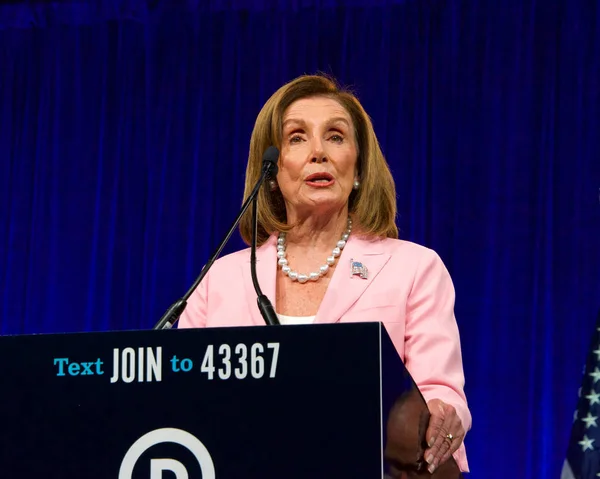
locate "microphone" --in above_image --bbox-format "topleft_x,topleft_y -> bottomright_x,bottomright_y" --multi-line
153,146 -> 281,330
250,146 -> 280,326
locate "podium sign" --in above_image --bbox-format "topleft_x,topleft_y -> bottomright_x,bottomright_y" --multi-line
0,322 -> 462,478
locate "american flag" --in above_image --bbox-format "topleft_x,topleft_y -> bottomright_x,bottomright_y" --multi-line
562,309 -> 600,479
350,259 -> 368,279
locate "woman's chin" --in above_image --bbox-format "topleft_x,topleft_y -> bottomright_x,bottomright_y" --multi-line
296,195 -> 349,216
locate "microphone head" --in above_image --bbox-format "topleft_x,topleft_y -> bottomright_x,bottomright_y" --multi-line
262,146 -> 279,177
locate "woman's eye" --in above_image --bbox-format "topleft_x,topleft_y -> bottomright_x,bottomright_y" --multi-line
289,135 -> 303,143
330,134 -> 344,143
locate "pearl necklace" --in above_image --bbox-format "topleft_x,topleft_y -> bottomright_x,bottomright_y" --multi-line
277,217 -> 352,283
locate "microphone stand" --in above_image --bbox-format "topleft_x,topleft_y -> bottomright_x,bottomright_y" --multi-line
250,193 -> 280,325
153,160 -> 277,330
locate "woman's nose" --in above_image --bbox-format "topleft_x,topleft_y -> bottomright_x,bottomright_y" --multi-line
309,138 -> 327,163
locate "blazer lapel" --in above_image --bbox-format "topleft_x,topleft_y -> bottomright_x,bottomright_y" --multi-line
314,235 -> 391,324
241,235 -> 278,326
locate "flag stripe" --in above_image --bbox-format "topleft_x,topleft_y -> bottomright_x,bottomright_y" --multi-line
561,460 -> 576,479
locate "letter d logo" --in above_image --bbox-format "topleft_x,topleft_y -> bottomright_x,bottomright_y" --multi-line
119,428 -> 216,479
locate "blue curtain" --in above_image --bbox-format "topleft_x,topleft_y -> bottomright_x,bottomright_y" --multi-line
1,0 -> 599,477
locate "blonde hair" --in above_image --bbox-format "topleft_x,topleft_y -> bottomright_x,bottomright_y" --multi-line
239,74 -> 398,246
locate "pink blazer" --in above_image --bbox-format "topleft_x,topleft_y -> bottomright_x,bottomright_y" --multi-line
179,234 -> 471,472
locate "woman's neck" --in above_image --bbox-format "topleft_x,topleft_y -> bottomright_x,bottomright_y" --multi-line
284,208 -> 350,252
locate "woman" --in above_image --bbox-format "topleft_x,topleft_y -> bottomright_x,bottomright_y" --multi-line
178,74 -> 471,474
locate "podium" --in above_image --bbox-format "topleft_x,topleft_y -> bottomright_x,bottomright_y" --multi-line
0,322 -> 463,478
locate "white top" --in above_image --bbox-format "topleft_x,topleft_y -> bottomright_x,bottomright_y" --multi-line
276,314 -> 316,325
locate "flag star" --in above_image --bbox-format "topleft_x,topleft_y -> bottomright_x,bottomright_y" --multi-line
574,410 -> 579,422
594,347 -> 600,361
579,435 -> 595,452
582,412 -> 598,429
586,391 -> 600,406
590,368 -> 600,384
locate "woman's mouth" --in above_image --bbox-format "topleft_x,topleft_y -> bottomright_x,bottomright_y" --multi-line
305,172 -> 335,187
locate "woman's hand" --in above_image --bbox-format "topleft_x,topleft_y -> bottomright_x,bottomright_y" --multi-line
424,399 -> 465,474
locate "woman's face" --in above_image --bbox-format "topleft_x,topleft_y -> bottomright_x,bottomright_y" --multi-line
276,96 -> 359,220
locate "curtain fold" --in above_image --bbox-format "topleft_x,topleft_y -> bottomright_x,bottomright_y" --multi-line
1,0 -> 599,477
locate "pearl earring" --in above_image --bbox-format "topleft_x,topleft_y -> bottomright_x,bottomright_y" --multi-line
353,179 -> 360,190
269,180 -> 277,191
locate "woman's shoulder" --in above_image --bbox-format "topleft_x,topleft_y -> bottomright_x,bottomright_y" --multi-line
208,235 -> 277,273
355,235 -> 452,278
356,235 -> 441,259
210,245 -> 252,270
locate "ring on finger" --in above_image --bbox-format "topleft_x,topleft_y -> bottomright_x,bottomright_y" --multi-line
445,433 -> 454,442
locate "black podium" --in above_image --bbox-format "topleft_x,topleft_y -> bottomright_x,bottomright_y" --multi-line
0,322 -> 462,478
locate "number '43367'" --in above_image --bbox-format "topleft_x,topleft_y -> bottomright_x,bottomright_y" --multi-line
200,342 -> 280,380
